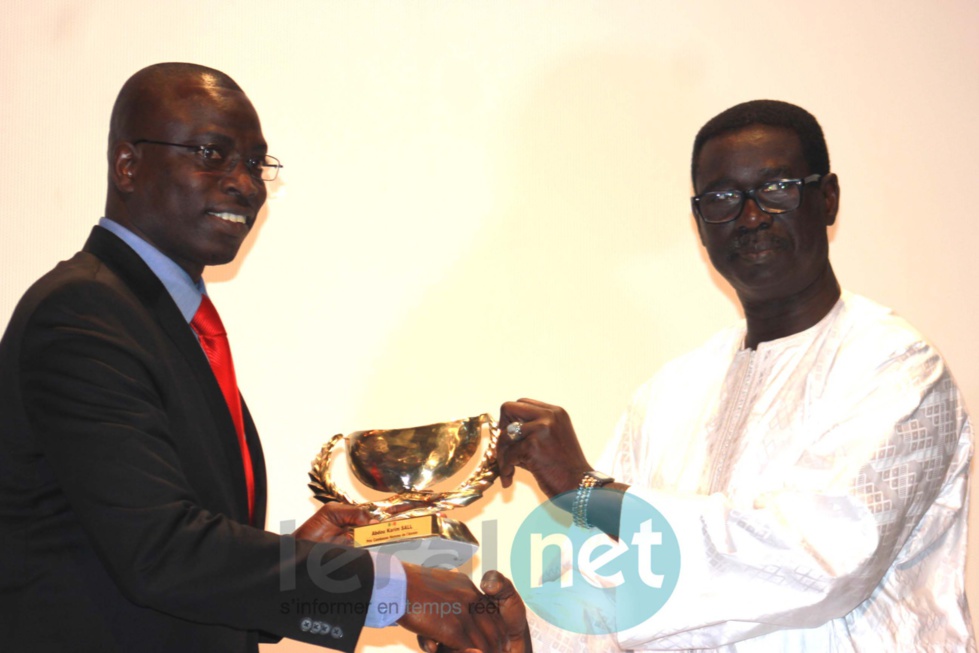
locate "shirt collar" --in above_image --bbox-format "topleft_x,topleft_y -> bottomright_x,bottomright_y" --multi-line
98,217 -> 205,323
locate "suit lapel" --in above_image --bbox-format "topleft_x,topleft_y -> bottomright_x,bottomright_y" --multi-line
241,399 -> 268,525
83,226 -> 260,524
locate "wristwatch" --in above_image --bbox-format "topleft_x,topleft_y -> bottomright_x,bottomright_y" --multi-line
572,470 -> 615,529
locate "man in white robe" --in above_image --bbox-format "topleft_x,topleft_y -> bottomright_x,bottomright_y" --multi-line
492,100 -> 974,652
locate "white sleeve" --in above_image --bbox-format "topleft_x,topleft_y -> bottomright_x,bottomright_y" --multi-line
605,343 -> 971,650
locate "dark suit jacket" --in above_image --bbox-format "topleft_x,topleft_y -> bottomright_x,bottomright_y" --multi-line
0,227 -> 374,653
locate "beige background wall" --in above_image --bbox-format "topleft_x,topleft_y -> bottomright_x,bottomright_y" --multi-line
2,2 -> 977,651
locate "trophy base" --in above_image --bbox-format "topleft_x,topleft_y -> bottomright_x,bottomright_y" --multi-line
350,514 -> 478,569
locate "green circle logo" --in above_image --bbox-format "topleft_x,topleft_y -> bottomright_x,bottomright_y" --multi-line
509,489 -> 680,634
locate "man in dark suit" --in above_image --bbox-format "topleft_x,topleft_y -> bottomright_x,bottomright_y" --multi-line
0,62 -> 507,653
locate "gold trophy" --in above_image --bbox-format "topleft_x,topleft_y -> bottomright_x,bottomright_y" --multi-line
308,413 -> 500,569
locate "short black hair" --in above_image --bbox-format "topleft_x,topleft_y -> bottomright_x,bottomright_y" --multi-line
691,100 -> 830,184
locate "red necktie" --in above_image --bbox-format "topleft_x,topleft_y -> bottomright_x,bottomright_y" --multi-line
191,295 -> 255,523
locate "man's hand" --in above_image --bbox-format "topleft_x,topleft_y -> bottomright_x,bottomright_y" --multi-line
292,502 -> 373,544
398,564 -> 508,653
497,398 -> 591,498
417,571 -> 532,653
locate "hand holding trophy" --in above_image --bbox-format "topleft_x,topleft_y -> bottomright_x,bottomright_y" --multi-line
308,414 -> 501,569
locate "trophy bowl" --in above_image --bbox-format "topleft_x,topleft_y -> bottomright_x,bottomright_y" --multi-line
308,413 -> 500,568
346,416 -> 483,493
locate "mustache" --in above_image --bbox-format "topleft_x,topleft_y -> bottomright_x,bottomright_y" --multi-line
730,230 -> 789,254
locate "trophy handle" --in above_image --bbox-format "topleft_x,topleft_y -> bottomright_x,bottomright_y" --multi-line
308,432 -> 359,506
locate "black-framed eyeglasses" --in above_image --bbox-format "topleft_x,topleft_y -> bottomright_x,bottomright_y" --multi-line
132,139 -> 283,182
691,174 -> 822,224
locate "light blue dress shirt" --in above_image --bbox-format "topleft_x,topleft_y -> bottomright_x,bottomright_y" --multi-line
97,217 -> 407,628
